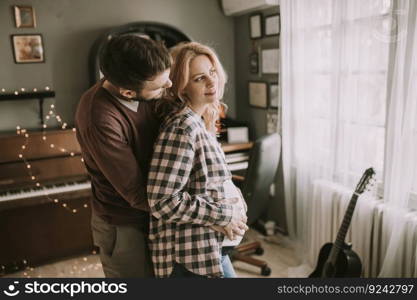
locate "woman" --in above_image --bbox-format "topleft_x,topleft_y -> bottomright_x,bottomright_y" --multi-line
147,42 -> 248,278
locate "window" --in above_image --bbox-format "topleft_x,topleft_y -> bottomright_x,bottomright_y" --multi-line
293,0 -> 392,187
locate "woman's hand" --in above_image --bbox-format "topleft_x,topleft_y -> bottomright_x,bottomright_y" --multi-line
211,225 -> 227,235
210,218 -> 248,240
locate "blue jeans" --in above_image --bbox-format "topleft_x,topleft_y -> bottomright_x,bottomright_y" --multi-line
169,255 -> 236,278
221,254 -> 237,278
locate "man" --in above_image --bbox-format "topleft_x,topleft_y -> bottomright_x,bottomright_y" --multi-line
75,35 -> 172,277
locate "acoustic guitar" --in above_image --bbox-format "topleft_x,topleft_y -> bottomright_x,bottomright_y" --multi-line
309,167 -> 376,278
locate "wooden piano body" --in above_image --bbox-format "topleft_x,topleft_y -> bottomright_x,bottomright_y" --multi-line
0,129 -> 94,275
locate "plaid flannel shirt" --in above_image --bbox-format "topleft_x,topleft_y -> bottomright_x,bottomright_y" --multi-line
147,107 -> 234,278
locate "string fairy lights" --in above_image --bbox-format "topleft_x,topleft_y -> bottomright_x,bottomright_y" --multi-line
0,87 -> 47,94
15,101 -> 87,214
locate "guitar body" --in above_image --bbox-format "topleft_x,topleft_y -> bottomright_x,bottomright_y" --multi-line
309,242 -> 362,277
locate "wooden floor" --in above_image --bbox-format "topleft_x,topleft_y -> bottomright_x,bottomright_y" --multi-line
5,229 -> 299,278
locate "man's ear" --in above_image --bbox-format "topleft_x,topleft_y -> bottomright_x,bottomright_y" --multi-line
119,88 -> 137,99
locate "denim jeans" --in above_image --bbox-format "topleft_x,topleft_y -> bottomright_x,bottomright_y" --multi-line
169,254 -> 236,278
221,254 -> 237,278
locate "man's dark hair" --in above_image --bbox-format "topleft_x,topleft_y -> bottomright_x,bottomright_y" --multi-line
99,34 -> 171,91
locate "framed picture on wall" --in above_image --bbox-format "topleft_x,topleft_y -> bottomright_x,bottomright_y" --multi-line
269,82 -> 279,108
267,110 -> 279,134
248,81 -> 267,108
249,14 -> 262,39
11,34 -> 45,63
262,48 -> 279,74
265,14 -> 280,36
249,52 -> 259,74
13,5 -> 36,28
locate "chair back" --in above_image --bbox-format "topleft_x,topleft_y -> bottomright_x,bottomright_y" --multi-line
241,133 -> 281,226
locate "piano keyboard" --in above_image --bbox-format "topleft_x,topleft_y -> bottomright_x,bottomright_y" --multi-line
0,180 -> 91,202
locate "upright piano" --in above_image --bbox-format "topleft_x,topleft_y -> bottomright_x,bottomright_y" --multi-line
0,129 -> 93,275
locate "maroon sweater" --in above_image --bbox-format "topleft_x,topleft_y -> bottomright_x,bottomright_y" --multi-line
75,81 -> 160,225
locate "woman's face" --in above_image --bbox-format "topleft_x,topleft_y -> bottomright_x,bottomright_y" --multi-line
183,55 -> 218,108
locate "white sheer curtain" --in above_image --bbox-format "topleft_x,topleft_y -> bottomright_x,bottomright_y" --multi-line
379,0 -> 417,277
280,0 -> 417,277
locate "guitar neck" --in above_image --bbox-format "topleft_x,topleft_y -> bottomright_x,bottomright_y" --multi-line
327,193 -> 359,264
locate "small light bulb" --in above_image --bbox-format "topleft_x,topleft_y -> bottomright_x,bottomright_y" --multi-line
18,154 -> 23,158
21,145 -> 26,149
50,104 -> 55,109
24,133 -> 29,138
50,144 -> 55,148
16,126 -> 21,130
27,164 -> 31,169
42,136 -> 47,140
42,124 -> 47,129
45,115 -> 50,120
36,183 -> 40,187
33,88 -> 37,92
49,110 -> 53,115
31,176 -> 35,180
1,88 -> 5,92
72,209 -> 77,213
62,203 -> 67,207
14,91 -> 19,95
45,86 -> 50,91
54,199 -> 58,203
83,204 -> 88,208
21,88 -> 25,92
70,152 -> 75,157
72,128 -> 76,132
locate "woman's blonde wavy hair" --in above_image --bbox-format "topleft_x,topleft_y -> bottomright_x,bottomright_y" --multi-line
156,42 -> 228,133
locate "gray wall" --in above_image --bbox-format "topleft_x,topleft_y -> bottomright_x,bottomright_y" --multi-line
234,6 -> 279,139
233,6 -> 287,233
0,0 -> 236,131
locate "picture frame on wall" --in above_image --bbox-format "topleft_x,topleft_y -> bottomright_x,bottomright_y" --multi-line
11,34 -> 45,63
13,5 -> 36,28
265,14 -> 280,36
267,110 -> 279,134
269,82 -> 279,108
262,48 -> 279,74
248,81 -> 268,108
249,52 -> 259,74
249,14 -> 262,39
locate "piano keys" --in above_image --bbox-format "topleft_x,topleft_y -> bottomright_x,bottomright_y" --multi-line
0,129 -> 94,276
